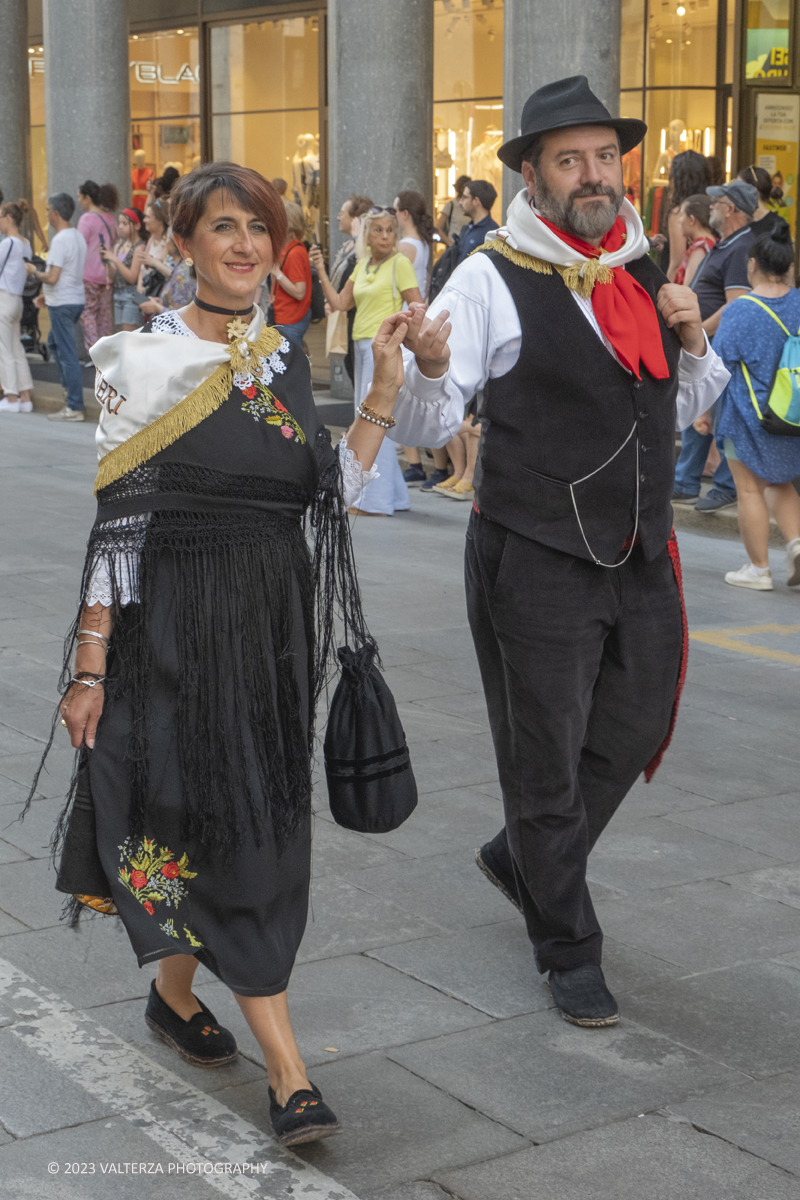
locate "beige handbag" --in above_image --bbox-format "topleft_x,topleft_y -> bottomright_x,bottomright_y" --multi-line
325,308 -> 348,357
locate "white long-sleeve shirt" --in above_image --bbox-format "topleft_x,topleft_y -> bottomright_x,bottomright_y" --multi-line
388,251 -> 731,448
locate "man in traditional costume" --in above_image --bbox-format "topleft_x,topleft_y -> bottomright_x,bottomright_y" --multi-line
389,77 -> 731,1026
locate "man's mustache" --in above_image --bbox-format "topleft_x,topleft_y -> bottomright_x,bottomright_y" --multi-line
568,185 -> 619,202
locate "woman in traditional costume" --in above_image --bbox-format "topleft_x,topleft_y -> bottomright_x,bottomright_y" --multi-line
30,163 -> 450,1146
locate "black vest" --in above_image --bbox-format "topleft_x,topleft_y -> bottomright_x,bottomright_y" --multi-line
476,251 -> 682,564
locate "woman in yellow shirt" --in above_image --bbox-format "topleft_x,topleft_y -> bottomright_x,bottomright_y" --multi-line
312,207 -> 421,514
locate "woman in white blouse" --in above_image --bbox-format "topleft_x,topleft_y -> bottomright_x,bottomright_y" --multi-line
0,199 -> 34,413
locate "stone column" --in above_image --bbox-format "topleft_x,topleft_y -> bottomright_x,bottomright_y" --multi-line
0,0 -> 31,204
502,0 -> 622,213
43,0 -> 131,214
326,0 -> 433,395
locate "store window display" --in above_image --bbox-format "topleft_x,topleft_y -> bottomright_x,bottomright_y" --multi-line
432,0 -> 503,224
129,29 -> 200,185
620,0 -> 733,225
210,19 -> 320,205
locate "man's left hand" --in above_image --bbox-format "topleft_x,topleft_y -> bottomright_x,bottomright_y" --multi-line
657,283 -> 705,357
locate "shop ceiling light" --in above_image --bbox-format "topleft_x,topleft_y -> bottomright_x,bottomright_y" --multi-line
677,4 -> 685,13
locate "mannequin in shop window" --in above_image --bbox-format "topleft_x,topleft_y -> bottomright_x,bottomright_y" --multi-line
291,134 -> 320,242
470,126 -> 503,206
131,149 -> 153,215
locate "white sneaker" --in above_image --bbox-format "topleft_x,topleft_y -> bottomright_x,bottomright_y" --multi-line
787,541 -> 800,588
47,406 -> 84,422
724,563 -> 773,590
0,398 -> 21,413
18,399 -> 33,413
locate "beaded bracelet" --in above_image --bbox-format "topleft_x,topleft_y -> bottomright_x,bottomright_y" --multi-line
357,402 -> 396,429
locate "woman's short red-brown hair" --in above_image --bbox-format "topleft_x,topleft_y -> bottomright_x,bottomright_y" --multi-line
170,161 -> 288,255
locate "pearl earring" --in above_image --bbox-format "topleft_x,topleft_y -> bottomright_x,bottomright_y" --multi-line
185,257 -> 193,266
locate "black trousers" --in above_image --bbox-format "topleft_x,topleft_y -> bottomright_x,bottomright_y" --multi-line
465,511 -> 683,973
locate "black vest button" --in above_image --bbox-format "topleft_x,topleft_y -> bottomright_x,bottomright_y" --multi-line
633,380 -> 642,389
639,410 -> 648,419
640,474 -> 646,483
642,445 -> 649,452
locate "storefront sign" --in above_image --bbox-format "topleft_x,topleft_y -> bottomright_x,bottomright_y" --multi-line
755,93 -> 799,236
746,0 -> 791,82
129,61 -> 199,85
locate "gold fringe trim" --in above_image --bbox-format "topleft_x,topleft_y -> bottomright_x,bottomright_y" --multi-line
478,239 -> 614,298
476,240 -> 553,275
94,325 -> 285,494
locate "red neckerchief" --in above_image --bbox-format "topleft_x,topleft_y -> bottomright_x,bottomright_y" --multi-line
538,215 -> 669,381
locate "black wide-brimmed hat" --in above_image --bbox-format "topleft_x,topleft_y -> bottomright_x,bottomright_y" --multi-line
498,75 -> 647,173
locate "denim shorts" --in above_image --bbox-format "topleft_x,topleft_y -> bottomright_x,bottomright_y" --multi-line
114,285 -> 143,326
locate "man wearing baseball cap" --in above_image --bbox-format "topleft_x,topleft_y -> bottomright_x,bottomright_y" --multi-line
673,179 -> 757,511
386,75 -> 731,1028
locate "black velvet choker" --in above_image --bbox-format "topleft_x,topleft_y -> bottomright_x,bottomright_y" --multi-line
194,296 -> 255,317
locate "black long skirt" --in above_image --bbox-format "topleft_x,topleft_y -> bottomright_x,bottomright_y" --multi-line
89,544 -> 312,997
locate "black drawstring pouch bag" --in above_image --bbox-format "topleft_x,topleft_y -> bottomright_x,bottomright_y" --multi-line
324,644 -> 417,833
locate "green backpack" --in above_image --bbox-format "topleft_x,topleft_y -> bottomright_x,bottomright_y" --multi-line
739,295 -> 800,437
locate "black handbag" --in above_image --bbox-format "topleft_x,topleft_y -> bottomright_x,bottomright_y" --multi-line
324,645 -> 418,833
141,265 -> 166,298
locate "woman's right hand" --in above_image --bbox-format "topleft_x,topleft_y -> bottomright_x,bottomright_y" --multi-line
61,681 -> 105,750
309,245 -> 325,276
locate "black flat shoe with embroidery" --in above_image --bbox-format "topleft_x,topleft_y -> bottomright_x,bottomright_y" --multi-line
269,1083 -> 341,1146
145,980 -> 238,1067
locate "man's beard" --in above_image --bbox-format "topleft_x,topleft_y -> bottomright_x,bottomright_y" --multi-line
709,208 -> 724,235
534,172 -> 624,240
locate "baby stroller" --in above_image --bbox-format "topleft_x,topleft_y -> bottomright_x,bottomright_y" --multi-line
20,255 -> 48,361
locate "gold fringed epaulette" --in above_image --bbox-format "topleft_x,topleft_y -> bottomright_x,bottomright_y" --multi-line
475,240 -> 553,275
94,324 -> 285,494
476,238 -> 615,299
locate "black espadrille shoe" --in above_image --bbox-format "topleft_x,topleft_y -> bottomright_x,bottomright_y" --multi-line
269,1083 -> 341,1146
548,964 -> 620,1028
475,830 -> 522,912
145,980 -> 238,1067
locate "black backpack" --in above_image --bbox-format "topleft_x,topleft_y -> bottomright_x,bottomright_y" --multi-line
428,234 -> 461,303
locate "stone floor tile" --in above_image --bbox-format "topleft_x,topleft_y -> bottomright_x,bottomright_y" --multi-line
596,879 -> 800,970
309,817 -> 409,879
0,721 -> 46,759
588,817 -> 776,894
346,850 -> 519,932
0,1116 -> 223,1197
0,922 -> 164,1009
0,908 -> 29,935
297,874 -> 446,964
0,795 -> 61,859
0,746 -> 74,799
392,738 -> 498,794
0,837 -> 31,865
625,959 -> 800,1077
354,786 -> 501,860
410,692 -> 490,727
621,777 -> 718,819
667,793 -> 800,862
369,921 -> 548,1019
215,1054 -> 527,1196
0,772 -> 36,807
0,856 -> 65,929
364,1186 -> 450,1200
388,1011 -> 745,1143
394,703 -> 487,743
198,953 -> 490,1069
434,1113 -> 800,1200
85,994 -> 267,1093
656,740 -> 800,803
0,1026 -> 121,1137
724,862 -> 800,910
670,1070 -> 800,1177
379,667 -> 453,704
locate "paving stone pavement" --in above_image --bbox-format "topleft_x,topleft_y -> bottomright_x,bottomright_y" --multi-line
1,414 -> 800,1199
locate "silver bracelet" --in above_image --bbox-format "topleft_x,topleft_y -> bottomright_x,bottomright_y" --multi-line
69,675 -> 106,688
77,629 -> 109,643
76,640 -> 108,651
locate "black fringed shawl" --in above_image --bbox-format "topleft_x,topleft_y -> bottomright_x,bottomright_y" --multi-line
29,334 -> 373,863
